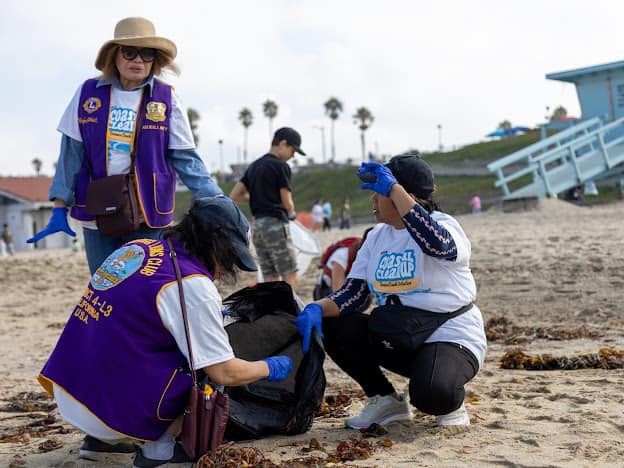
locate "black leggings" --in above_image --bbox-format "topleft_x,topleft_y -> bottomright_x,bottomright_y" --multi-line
322,313 -> 479,416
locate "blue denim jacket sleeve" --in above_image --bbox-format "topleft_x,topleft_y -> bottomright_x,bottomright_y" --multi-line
49,135 -> 85,205
168,148 -> 223,198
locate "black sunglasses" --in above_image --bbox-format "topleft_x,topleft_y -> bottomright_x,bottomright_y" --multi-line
120,46 -> 157,62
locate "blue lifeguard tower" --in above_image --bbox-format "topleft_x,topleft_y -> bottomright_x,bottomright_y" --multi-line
488,60 -> 624,200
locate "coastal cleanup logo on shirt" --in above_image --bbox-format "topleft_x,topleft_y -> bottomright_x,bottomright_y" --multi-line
91,245 -> 144,291
372,249 -> 420,293
82,97 -> 102,114
146,101 -> 167,122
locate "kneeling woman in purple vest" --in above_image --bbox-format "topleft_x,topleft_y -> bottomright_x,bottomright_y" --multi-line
38,197 -> 292,467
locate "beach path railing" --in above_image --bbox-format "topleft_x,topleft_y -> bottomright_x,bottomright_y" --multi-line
487,116 -> 624,199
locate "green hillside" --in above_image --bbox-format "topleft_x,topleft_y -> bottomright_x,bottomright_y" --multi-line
174,129 -> 620,221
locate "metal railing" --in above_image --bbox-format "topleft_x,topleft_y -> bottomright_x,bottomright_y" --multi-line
487,116 -> 624,198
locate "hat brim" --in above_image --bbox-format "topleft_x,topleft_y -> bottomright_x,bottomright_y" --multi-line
95,37 -> 177,71
231,239 -> 258,272
293,145 -> 306,156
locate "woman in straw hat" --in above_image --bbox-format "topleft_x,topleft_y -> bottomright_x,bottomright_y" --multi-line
28,17 -> 224,275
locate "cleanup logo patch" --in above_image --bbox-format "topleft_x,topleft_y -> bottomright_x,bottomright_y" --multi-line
82,97 -> 102,114
146,101 -> 167,122
372,249 -> 420,292
91,245 -> 144,290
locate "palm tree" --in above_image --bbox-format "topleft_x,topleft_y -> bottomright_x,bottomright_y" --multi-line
238,108 -> 253,163
324,97 -> 343,161
187,108 -> 201,146
497,120 -> 512,130
353,107 -> 374,162
31,158 -> 42,175
551,106 -> 568,121
262,100 -> 278,136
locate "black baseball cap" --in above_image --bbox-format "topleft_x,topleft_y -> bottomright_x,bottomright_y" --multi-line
190,197 -> 257,272
385,153 -> 435,199
273,127 -> 306,155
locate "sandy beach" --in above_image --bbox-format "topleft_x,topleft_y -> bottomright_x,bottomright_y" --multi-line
1,198 -> 623,467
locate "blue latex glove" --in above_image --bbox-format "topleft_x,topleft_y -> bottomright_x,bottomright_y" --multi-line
295,303 -> 324,353
262,356 -> 293,382
358,162 -> 398,197
27,207 -> 76,243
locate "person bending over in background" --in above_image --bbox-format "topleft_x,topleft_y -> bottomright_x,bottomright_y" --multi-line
296,154 -> 486,430
38,198 -> 292,467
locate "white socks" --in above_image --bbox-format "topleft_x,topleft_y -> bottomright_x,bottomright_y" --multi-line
141,431 -> 175,460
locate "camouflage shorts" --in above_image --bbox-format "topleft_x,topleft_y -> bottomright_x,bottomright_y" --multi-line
252,217 -> 297,277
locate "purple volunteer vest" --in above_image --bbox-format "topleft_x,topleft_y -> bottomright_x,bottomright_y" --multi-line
72,78 -> 176,228
38,239 -> 212,441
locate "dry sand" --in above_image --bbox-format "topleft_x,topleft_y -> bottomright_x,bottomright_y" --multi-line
1,198 -> 624,467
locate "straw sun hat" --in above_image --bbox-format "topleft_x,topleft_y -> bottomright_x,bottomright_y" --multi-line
94,17 -> 177,71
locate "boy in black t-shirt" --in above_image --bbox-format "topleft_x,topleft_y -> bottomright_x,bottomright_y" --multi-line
230,127 -> 306,290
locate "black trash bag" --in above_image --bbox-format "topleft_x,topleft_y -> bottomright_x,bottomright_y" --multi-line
222,281 -> 326,440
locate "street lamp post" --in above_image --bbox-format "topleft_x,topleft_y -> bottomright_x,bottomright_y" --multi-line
313,125 -> 327,163
437,124 -> 443,152
218,139 -> 224,174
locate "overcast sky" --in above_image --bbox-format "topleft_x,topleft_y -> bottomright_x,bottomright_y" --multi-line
1,0 -> 623,176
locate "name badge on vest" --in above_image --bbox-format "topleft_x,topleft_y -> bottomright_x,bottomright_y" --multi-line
146,102 -> 167,122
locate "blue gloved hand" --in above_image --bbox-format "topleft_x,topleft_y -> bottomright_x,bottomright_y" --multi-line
262,355 -> 293,382
27,207 -> 76,243
295,303 -> 324,353
358,162 -> 398,197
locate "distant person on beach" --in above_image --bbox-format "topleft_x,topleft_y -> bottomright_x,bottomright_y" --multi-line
339,195 -> 351,229
229,127 -> 306,290
322,199 -> 332,231
311,200 -> 324,231
296,154 -> 486,430
470,193 -> 481,214
38,197 -> 292,466
27,17 -> 223,275
2,223 -> 15,255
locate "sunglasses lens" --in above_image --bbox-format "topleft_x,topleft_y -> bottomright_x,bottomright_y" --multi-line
121,46 -> 138,60
120,46 -> 156,62
139,48 -> 156,62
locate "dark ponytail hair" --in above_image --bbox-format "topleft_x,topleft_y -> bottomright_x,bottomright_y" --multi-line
162,213 -> 241,283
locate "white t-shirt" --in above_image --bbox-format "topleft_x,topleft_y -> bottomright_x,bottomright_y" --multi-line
54,275 -> 233,441
311,204 -> 323,224
348,214 -> 486,366
317,246 -> 349,286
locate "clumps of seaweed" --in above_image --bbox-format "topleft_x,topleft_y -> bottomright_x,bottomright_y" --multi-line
197,436 -> 387,467
0,392 -> 72,446
486,315 -> 601,344
315,388 -> 366,419
0,392 -> 56,413
500,348 -> 624,370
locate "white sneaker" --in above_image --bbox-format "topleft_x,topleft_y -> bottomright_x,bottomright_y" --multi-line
436,402 -> 470,426
345,394 -> 411,429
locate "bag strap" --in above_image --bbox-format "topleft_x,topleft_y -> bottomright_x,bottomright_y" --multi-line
385,294 -> 473,318
84,87 -> 147,178
167,237 -> 199,386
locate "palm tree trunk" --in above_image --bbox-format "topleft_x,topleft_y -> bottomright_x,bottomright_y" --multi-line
268,119 -> 273,138
243,128 -> 248,163
360,131 -> 366,162
330,120 -> 336,161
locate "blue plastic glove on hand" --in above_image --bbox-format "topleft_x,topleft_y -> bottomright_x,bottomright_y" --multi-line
263,355 -> 293,382
358,162 -> 397,197
295,303 -> 324,353
27,207 -> 76,243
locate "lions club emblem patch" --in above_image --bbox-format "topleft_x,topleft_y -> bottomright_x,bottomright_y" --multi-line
91,245 -> 144,290
146,101 -> 167,122
82,97 -> 102,114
